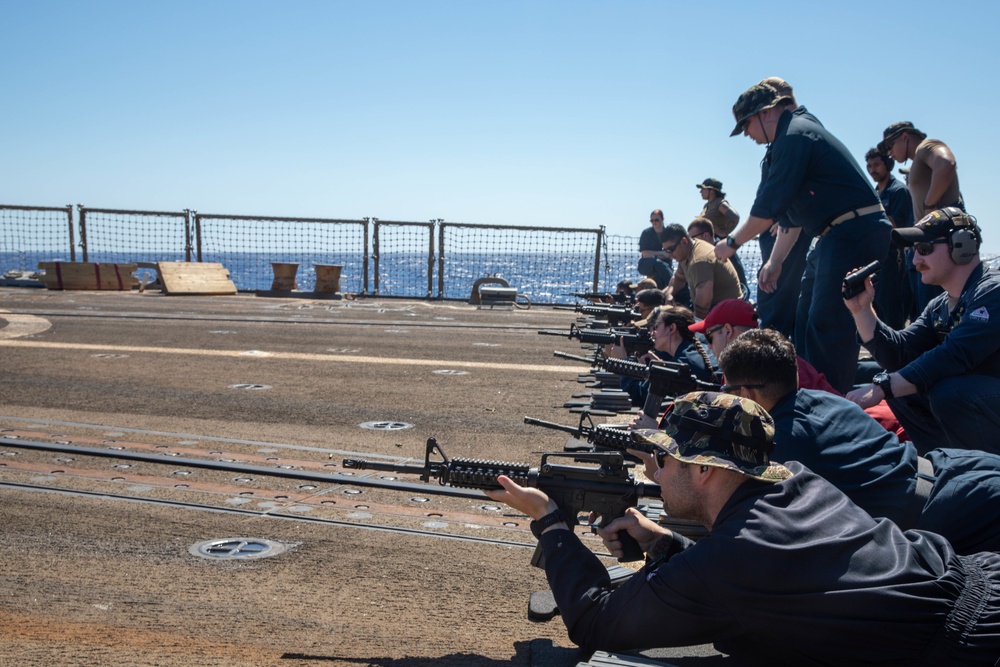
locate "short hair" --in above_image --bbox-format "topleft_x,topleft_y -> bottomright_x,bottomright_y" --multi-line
717,328 -> 798,399
659,223 -> 689,244
635,288 -> 666,307
650,209 -> 664,220
864,147 -> 895,171
688,217 -> 715,239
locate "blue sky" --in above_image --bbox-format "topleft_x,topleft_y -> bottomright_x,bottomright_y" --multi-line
4,1 -> 999,252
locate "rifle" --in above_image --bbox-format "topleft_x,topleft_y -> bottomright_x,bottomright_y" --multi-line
566,291 -> 631,306
553,350 -> 601,365
601,356 -> 649,379
599,358 -> 720,420
538,324 -> 654,357
842,260 -> 881,299
342,437 -> 659,565
573,304 -> 641,327
641,361 -> 722,420
523,413 -> 651,455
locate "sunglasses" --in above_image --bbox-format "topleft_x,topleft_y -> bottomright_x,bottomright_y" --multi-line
663,240 -> 681,255
914,239 -> 948,256
705,324 -> 725,344
655,449 -> 671,469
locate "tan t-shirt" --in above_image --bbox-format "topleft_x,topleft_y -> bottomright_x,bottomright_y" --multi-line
908,139 -> 962,219
680,238 -> 742,316
700,198 -> 740,237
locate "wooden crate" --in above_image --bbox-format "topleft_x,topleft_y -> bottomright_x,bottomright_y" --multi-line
156,262 -> 237,295
37,262 -> 137,291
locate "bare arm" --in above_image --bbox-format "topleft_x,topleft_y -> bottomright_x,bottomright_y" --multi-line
714,215 -> 774,260
922,145 -> 959,208
692,279 -> 714,319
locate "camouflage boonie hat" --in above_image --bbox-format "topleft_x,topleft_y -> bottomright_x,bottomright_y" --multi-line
632,392 -> 792,483
696,178 -> 724,193
882,121 -> 927,145
730,83 -> 792,137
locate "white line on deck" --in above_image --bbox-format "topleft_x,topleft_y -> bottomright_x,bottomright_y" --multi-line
0,339 -> 583,373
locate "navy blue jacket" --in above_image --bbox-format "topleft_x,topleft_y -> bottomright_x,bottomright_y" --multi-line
751,107 -> 881,237
540,462 -> 1000,665
769,389 -> 1000,554
880,176 -> 914,233
863,263 -> 1000,391
768,389 -> 915,524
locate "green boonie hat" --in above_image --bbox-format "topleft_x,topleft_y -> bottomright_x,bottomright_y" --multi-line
696,178 -> 724,193
730,83 -> 792,137
632,392 -> 792,483
882,121 -> 927,145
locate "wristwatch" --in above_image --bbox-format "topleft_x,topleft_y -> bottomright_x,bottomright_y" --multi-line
873,371 -> 893,399
726,236 -> 740,250
530,508 -> 567,539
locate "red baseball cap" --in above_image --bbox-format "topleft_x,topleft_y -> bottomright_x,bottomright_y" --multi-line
689,299 -> 758,333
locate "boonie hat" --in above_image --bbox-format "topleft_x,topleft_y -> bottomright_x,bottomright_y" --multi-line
758,76 -> 793,98
730,83 -> 792,137
629,277 -> 658,292
696,178 -> 724,193
893,207 -> 976,246
632,392 -> 792,483
688,299 -> 758,334
882,121 -> 927,145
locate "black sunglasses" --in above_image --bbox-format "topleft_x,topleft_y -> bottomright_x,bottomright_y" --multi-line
705,324 -> 725,344
663,240 -> 681,255
914,239 -> 948,256
655,449 -> 671,469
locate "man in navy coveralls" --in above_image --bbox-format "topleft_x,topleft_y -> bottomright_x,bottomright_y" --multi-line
846,207 -> 1000,456
715,82 -> 891,393
486,392 -> 1000,665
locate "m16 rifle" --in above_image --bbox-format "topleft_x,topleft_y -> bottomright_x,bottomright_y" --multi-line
642,361 -> 722,421
842,260 -> 881,299
342,437 -> 659,565
523,413 -> 647,454
599,358 -> 720,420
538,323 -> 654,357
566,291 -> 631,306
573,304 -> 641,327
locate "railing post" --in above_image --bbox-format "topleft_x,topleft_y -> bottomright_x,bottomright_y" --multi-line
592,225 -> 605,292
183,209 -> 191,262
362,218 -> 370,295
64,204 -> 76,262
371,217 -> 381,295
437,221 -> 446,299
77,204 -> 88,262
429,219 -> 441,299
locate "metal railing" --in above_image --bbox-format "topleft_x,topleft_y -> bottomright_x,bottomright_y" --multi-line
0,202 -> 789,304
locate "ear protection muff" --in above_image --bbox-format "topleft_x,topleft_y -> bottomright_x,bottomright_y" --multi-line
937,207 -> 982,265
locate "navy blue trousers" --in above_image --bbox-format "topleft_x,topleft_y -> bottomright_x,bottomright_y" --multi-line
889,374 -> 1000,457
756,229 -> 810,342
795,215 -> 891,394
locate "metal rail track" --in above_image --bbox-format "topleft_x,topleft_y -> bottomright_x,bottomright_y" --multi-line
0,479 -> 538,551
